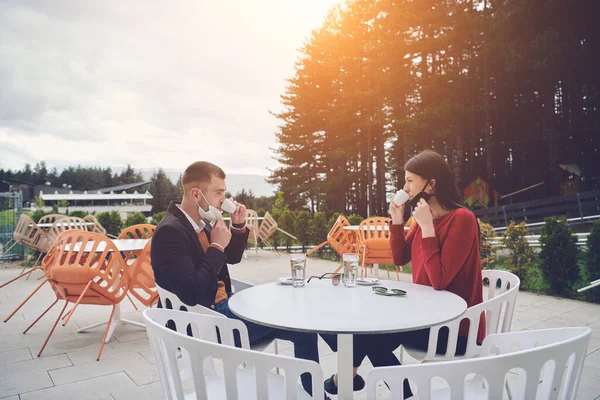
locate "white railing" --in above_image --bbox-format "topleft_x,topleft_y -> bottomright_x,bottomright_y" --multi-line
490,232 -> 589,248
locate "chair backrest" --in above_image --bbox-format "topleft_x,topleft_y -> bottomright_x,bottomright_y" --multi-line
118,224 -> 156,264
118,224 -> 156,239
258,211 -> 278,243
157,284 -> 223,317
83,215 -> 107,235
481,269 -> 520,331
12,214 -> 47,252
367,327 -> 591,400
144,308 -> 324,400
128,239 -> 158,306
43,216 -> 89,253
357,217 -> 391,244
326,215 -> 355,256
37,214 -> 66,226
48,230 -> 130,304
423,275 -> 521,361
246,209 -> 260,244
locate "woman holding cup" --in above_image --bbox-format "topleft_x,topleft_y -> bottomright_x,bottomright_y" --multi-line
322,150 -> 485,398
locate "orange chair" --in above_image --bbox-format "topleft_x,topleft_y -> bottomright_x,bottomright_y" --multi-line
43,216 -> 89,253
118,224 -> 155,265
35,231 -> 133,360
307,215 -> 356,273
257,212 -> 297,257
356,217 -> 399,280
0,215 -> 49,289
128,239 -> 158,307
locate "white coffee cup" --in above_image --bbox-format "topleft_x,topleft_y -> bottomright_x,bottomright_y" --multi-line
392,190 -> 410,205
221,198 -> 237,213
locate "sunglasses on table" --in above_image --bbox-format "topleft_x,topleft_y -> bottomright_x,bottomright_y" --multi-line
307,272 -> 342,285
372,286 -> 407,296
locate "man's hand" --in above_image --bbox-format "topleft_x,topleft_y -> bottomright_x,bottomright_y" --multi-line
211,218 -> 232,248
230,199 -> 247,225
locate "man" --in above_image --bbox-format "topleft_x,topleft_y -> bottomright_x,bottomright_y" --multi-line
151,161 -> 322,396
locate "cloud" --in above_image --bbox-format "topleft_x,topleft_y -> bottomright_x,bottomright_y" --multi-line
0,0 -> 339,174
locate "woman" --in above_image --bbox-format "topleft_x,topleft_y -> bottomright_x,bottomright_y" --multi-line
323,150 -> 485,397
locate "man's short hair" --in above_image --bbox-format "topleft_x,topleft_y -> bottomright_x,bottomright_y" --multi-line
182,161 -> 226,188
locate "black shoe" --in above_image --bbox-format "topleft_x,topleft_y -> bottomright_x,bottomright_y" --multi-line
324,374 -> 366,395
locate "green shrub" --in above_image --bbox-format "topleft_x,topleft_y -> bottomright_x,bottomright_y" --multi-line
347,214 -> 364,226
31,209 -> 48,224
501,221 -> 534,280
294,211 -> 310,251
539,216 -> 579,297
308,212 -> 328,255
97,211 -> 123,236
278,210 -> 296,251
125,212 -> 148,227
479,219 -> 498,269
68,210 -> 88,218
150,211 -> 165,226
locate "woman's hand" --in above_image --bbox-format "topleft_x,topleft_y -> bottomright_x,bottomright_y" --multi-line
389,201 -> 405,225
413,199 -> 435,237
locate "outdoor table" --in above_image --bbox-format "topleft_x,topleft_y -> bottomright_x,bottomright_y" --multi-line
229,279 -> 467,399
34,222 -> 96,229
67,238 -> 149,253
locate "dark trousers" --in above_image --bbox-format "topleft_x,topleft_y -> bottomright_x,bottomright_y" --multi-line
216,296 -> 320,395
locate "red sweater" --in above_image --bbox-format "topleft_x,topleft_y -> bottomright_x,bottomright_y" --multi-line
390,208 -> 485,344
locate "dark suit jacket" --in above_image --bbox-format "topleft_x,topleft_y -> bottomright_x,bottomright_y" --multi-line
151,201 -> 249,309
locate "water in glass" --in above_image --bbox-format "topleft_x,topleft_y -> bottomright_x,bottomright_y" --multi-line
343,253 -> 359,287
290,254 -> 306,287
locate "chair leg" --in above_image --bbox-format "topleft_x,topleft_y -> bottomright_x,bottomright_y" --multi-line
0,267 -> 41,289
62,307 -> 73,321
126,293 -> 138,311
333,262 -> 343,274
62,281 -> 93,326
4,279 -> 49,322
25,254 -> 44,280
395,265 -> 400,281
0,240 -> 19,259
23,298 -> 59,334
97,305 -> 117,361
37,301 -> 69,357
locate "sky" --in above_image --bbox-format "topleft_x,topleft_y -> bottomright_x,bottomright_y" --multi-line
0,0 -> 341,176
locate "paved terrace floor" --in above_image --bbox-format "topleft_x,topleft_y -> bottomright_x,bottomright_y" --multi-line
0,250 -> 599,399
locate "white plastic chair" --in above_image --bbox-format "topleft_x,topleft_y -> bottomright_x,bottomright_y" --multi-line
156,285 -> 279,354
401,269 -> 520,362
143,308 -> 324,400
367,327 -> 591,400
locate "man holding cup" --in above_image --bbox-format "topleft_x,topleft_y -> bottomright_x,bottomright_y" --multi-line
151,161 -> 322,396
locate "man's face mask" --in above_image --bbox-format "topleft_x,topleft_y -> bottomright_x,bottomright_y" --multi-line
404,180 -> 435,220
196,189 -> 223,222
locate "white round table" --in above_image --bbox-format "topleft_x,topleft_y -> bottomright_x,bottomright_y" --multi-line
344,225 -> 409,231
228,280 -> 467,399
68,238 -> 149,252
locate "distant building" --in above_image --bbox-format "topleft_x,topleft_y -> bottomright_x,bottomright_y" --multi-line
5,179 -> 153,219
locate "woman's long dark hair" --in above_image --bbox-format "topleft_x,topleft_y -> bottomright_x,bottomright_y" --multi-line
405,150 -> 464,212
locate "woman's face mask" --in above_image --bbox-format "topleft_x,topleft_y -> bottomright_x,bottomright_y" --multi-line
404,179 -> 435,220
